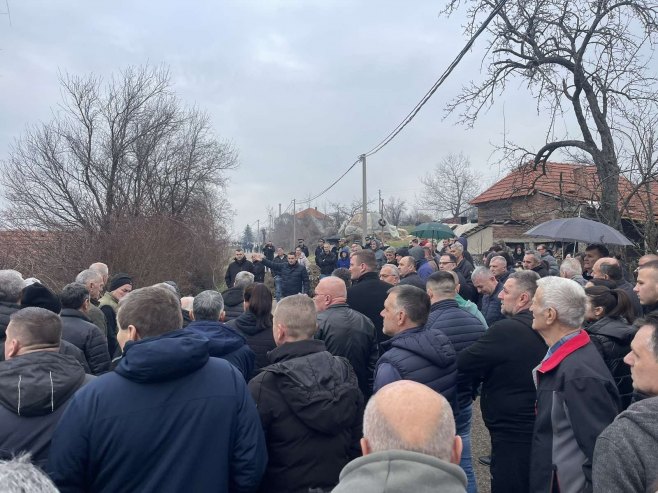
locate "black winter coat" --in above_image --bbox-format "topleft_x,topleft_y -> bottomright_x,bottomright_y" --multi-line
458,310 -> 547,440
480,281 -> 505,326
224,258 -> 254,288
317,251 -> 337,276
347,272 -> 391,347
0,301 -> 20,362
221,286 -> 245,322
316,303 -> 379,399
0,352 -> 92,469
532,264 -> 549,278
260,258 -> 309,297
426,299 -> 485,410
248,339 -> 363,493
455,259 -> 478,302
252,262 -> 266,283
585,316 -> 636,410
99,304 -> 120,359
374,326 -> 458,413
399,272 -> 426,290
59,340 -> 91,374
227,311 -> 276,378
60,309 -> 111,375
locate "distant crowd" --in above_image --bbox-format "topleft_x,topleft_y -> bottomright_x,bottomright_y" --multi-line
0,236 -> 658,492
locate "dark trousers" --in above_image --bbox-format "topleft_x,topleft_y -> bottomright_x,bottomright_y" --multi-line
490,434 -> 532,493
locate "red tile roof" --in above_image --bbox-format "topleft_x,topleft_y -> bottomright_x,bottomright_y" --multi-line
294,207 -> 332,221
470,162 -> 657,221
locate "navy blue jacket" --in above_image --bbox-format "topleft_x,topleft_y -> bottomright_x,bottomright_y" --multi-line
47,330 -> 267,493
426,299 -> 485,410
480,282 -> 504,327
185,320 -> 255,381
374,326 -> 458,413
260,259 -> 309,297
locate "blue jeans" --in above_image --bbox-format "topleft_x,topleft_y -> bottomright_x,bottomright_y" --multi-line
456,403 -> 477,493
274,276 -> 282,301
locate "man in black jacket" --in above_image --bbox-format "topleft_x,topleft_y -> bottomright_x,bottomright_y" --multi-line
221,271 -> 254,322
347,250 -> 392,350
254,252 -> 309,299
249,294 -> 363,493
523,250 -> 549,278
314,276 -> 378,399
59,283 -> 111,376
398,256 -> 426,290
634,260 -> 658,315
316,243 -> 337,277
0,307 -> 93,468
458,270 -> 546,493
224,249 -> 254,288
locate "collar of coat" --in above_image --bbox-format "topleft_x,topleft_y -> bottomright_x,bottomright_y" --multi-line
538,329 -> 590,374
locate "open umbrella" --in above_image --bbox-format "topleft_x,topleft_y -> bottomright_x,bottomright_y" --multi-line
524,217 -> 633,246
412,222 -> 456,240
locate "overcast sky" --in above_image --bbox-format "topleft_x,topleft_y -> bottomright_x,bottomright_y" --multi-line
0,1 -> 579,238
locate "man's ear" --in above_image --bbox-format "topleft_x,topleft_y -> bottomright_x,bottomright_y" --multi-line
5,337 -> 20,359
129,324 -> 141,342
219,310 -> 226,322
450,435 -> 463,465
360,437 -> 371,456
81,298 -> 90,313
189,309 -> 195,321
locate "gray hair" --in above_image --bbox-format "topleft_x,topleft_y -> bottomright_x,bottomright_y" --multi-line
381,264 -> 400,278
508,270 -> 540,298
75,269 -> 102,286
234,271 -> 255,289
0,270 -> 24,303
385,246 -> 397,254
89,262 -> 109,278
559,258 -> 582,278
60,283 -> 90,310
273,294 -> 317,339
388,285 -> 431,326
192,290 -> 224,321
363,386 -> 455,461
471,266 -> 493,281
525,250 -> 542,263
0,454 -> 58,493
450,242 -> 463,254
536,277 -> 587,329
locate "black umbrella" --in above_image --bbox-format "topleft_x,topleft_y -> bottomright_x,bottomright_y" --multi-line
524,218 -> 633,246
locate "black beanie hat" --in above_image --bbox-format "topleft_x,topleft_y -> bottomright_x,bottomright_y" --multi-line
109,273 -> 132,292
21,282 -> 62,314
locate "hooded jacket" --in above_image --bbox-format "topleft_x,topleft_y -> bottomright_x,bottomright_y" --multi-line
584,316 -> 636,410
248,339 -> 363,493
48,330 -> 267,493
0,351 -> 91,469
374,326 -> 458,413
59,308 -> 111,376
221,286 -> 246,322
333,450 -> 467,493
593,396 -> 658,493
227,311 -> 276,377
185,320 -> 255,380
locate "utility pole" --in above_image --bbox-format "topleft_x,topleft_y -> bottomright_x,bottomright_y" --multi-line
256,219 -> 260,252
278,203 -> 282,218
292,199 -> 296,250
379,189 -> 384,238
361,154 -> 367,245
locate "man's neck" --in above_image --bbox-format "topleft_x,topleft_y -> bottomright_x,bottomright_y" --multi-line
431,295 -> 454,305
543,326 -> 580,347
329,298 -> 347,306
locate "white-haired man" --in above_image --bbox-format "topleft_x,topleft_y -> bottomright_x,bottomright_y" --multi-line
378,264 -> 400,286
559,257 -> 586,286
333,380 -> 466,493
529,277 -> 619,493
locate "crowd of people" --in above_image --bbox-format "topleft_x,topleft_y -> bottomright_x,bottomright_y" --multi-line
0,235 -> 657,493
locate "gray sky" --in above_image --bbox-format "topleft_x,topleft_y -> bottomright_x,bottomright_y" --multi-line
0,1 -> 575,237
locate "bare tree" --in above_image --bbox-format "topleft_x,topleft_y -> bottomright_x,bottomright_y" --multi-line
383,196 -> 406,226
2,64 -> 237,232
443,0 -> 658,228
419,153 -> 480,220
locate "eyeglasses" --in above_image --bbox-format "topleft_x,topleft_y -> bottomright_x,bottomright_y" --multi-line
313,292 -> 330,298
379,274 -> 396,279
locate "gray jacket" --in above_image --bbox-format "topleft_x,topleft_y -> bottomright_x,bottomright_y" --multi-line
593,396 -> 658,493
541,252 -> 559,276
333,449 -> 467,493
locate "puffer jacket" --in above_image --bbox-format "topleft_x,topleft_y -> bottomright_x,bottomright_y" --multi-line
221,286 -> 245,322
426,299 -> 486,410
185,320 -> 255,380
374,326 -> 458,414
248,339 -> 363,493
316,303 -> 378,399
227,311 -> 276,378
0,351 -> 92,469
260,258 -> 309,297
584,316 -> 636,410
59,308 -> 111,375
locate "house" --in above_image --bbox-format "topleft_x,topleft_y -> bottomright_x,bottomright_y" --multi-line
464,162 -> 657,254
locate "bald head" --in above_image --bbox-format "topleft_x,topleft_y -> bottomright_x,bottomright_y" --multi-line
313,276 -> 347,313
180,296 -> 194,312
362,381 -> 461,464
89,262 -> 109,284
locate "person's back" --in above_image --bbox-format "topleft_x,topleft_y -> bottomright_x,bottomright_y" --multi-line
333,380 -> 466,493
48,286 -> 266,493
249,295 -> 362,493
186,290 -> 255,380
0,308 -> 92,470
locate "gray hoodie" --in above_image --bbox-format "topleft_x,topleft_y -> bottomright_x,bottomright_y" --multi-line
593,395 -> 658,493
332,449 -> 467,493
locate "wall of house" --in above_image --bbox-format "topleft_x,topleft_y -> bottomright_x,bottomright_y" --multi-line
476,194 -> 573,224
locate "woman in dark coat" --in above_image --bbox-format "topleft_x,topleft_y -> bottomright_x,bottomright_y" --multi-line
584,286 -> 636,410
226,283 -> 275,378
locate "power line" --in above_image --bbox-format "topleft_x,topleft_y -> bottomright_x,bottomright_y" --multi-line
363,0 -> 509,157
294,157 -> 361,205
